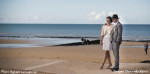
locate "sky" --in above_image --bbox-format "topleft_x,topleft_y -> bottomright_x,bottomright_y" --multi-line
0,0 -> 150,24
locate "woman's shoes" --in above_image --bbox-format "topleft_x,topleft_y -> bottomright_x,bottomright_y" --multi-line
100,64 -> 112,69
106,64 -> 112,69
100,65 -> 104,70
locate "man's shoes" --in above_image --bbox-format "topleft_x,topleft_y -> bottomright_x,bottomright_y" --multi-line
110,68 -> 119,72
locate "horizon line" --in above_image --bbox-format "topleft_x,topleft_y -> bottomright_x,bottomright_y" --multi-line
0,23 -> 150,25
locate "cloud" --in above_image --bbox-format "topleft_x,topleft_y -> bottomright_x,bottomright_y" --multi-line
88,11 -> 106,20
88,11 -> 97,16
95,12 -> 106,20
88,11 -> 126,24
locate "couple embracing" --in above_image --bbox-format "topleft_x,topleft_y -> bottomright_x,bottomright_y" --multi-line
100,14 -> 123,72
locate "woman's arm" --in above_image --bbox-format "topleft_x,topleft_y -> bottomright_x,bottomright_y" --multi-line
100,35 -> 104,45
100,26 -> 104,45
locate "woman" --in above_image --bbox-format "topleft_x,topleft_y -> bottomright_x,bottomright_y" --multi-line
100,16 -> 114,69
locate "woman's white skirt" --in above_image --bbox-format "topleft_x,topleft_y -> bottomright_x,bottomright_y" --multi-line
102,35 -> 112,50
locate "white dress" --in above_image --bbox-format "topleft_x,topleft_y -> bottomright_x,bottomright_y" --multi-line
103,26 -> 112,50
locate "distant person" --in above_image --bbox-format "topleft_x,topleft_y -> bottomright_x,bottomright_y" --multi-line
81,38 -> 87,45
81,38 -> 84,44
86,39 -> 90,44
144,42 -> 149,55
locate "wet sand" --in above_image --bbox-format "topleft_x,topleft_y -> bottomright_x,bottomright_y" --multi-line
0,39 -> 31,44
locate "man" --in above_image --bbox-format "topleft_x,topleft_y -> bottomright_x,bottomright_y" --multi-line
110,14 -> 123,72
144,42 -> 149,55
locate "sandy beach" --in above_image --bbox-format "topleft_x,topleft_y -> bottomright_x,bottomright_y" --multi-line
0,39 -> 150,74
0,0 -> 150,74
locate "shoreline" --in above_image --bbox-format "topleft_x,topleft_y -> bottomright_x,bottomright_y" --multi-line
0,36 -> 150,43
0,36 -> 150,42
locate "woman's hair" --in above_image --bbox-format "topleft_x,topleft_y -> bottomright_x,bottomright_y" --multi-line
106,16 -> 112,23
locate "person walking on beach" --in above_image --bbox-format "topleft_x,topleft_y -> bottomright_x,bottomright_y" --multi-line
110,14 -> 123,72
100,16 -> 114,69
144,42 -> 149,55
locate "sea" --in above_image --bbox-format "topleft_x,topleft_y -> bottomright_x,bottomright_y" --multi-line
0,24 -> 150,48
